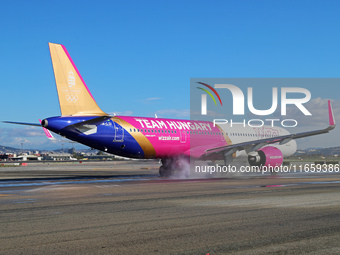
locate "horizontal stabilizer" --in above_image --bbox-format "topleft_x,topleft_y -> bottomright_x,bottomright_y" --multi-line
39,119 -> 56,140
2,121 -> 41,127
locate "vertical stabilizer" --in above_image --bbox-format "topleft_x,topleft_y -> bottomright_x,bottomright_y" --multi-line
49,43 -> 107,116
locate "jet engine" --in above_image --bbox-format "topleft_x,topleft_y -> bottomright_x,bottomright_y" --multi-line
248,146 -> 283,168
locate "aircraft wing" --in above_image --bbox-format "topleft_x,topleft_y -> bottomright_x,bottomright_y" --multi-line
203,100 -> 336,157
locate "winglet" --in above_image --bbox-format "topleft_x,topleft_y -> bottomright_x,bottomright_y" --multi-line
328,100 -> 336,128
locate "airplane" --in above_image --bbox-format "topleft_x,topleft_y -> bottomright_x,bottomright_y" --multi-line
3,43 -> 336,177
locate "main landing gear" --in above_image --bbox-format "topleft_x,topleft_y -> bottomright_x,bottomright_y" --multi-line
159,157 -> 190,178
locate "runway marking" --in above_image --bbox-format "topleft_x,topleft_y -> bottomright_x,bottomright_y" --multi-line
0,176 -> 158,189
13,199 -> 36,204
1,173 -> 339,192
189,192 -> 340,208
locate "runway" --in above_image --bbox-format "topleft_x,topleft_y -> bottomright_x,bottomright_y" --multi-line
1,161 -> 340,254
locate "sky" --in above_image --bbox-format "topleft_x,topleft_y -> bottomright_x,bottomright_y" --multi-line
0,0 -> 339,150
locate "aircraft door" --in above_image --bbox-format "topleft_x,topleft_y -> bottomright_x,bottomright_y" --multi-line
180,130 -> 187,143
113,119 -> 124,142
221,129 -> 225,141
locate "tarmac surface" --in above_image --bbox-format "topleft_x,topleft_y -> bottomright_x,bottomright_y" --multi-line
1,161 -> 340,254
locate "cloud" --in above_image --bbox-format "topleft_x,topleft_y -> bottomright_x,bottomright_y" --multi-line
108,110 -> 134,116
279,98 -> 340,149
155,109 -> 190,118
284,98 -> 340,127
141,97 -> 162,104
0,126 -> 59,149
146,97 -> 162,101
190,110 -> 227,119
0,125 -> 79,150
0,126 -> 45,139
245,98 -> 340,128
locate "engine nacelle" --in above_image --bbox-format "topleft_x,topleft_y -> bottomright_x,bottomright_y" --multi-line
248,146 -> 283,168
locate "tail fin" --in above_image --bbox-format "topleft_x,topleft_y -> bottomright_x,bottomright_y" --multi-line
49,43 -> 107,116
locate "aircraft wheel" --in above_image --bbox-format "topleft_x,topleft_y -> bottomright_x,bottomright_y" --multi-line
159,165 -> 170,177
